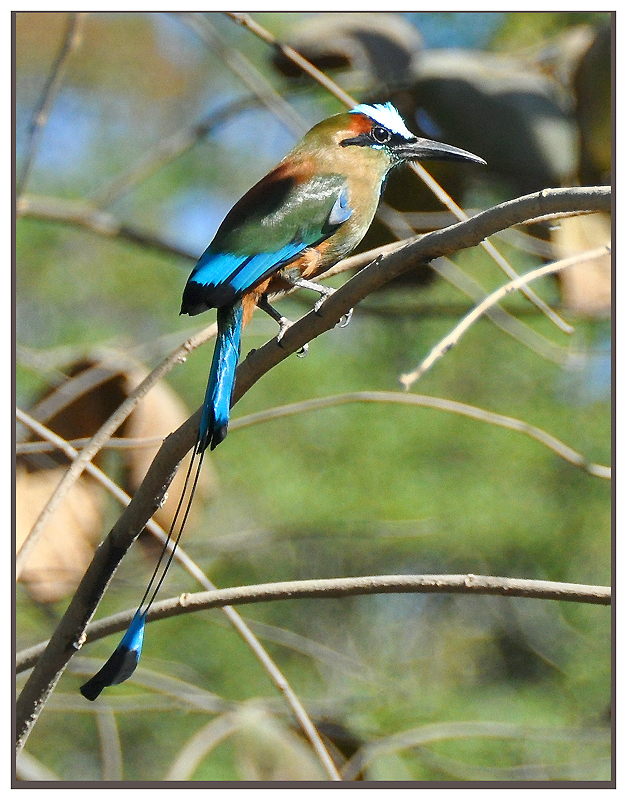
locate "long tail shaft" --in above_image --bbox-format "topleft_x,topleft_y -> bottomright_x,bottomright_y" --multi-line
80,302 -> 243,700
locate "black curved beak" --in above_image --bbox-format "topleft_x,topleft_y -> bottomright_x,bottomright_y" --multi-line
395,137 -> 486,166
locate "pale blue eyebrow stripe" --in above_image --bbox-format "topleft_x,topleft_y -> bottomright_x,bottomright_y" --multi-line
350,102 -> 415,140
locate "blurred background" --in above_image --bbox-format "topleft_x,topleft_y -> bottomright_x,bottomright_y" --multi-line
15,11 -> 611,782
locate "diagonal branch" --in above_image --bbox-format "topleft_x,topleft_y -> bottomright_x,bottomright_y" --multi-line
15,412 -> 341,779
400,244 -> 610,388
233,187 -> 610,403
16,12 -> 87,197
15,184 -> 610,753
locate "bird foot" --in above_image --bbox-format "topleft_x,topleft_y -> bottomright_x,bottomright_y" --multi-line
313,288 -> 353,328
276,317 -> 309,357
338,307 -> 353,328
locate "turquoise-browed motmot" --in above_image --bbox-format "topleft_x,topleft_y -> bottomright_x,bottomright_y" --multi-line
181,101 -> 485,451
80,103 -> 484,699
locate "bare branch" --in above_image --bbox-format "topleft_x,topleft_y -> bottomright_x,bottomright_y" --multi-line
430,257 -> 570,365
227,392 -> 610,479
15,415 -> 341,780
90,95 -> 263,209
234,187 -> 610,404
177,13 -> 307,138
340,718 -> 610,780
19,389 -> 609,478
226,12 -> 356,108
17,194 -> 196,261
16,573 -> 611,674
408,163 -> 574,333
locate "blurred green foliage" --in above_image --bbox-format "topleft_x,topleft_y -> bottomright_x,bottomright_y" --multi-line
15,11 -> 611,782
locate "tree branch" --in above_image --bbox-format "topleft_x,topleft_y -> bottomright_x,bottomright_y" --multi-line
15,184 -> 610,752
16,573 -> 611,673
234,186 -> 610,402
17,390 -> 611,479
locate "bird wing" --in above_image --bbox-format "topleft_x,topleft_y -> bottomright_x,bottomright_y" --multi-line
181,169 -> 352,313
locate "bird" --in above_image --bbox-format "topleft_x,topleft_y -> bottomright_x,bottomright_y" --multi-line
80,102 -> 485,700
180,101 -> 485,452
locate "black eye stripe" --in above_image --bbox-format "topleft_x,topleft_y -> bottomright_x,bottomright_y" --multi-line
340,129 -> 417,149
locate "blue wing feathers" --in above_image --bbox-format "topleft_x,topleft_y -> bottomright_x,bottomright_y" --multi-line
182,244 -> 306,314
181,182 -> 353,316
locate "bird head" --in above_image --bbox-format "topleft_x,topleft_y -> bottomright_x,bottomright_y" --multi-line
341,102 -> 486,167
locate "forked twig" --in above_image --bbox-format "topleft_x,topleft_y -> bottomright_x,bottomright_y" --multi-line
400,245 -> 610,388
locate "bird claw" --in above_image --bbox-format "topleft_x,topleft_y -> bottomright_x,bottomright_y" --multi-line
338,308 -> 353,328
276,317 -> 308,357
313,287 -> 335,315
313,289 -> 353,329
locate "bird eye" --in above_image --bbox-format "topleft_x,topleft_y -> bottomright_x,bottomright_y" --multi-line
371,126 -> 392,144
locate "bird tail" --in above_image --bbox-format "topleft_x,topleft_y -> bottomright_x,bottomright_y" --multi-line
79,304 -> 243,700
198,300 -> 244,452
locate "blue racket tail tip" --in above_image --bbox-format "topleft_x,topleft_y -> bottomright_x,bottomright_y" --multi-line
80,610 -> 147,701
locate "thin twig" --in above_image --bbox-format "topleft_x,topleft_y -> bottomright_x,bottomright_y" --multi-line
20,355 -> 140,437
226,12 -> 356,108
165,714 -> 241,781
16,12 -> 86,197
17,194 -> 197,261
340,719 -> 610,780
17,435 -> 167,454
365,205 -> 570,366
408,162 -> 574,333
400,244 -> 610,388
430,257 -> 570,366
90,95 -> 261,209
15,323 -> 217,579
95,706 -> 123,781
227,392 -> 610,479
17,388 -> 610,479
177,13 -> 307,137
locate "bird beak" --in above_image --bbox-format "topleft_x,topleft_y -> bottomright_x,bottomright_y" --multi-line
396,137 -> 486,166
